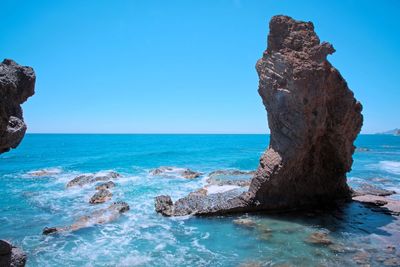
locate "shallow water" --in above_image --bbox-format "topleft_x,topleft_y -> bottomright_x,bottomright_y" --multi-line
0,134 -> 399,266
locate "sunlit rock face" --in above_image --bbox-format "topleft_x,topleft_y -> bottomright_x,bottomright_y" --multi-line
0,59 -> 35,154
155,15 -> 363,216
249,15 -> 363,209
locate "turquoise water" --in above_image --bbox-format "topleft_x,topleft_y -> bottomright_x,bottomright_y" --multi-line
0,134 -> 399,266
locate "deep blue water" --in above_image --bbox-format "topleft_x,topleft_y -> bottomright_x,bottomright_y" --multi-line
0,134 -> 399,266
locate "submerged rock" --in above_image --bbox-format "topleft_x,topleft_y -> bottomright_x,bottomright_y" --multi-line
155,15 -> 363,216
0,59 -> 35,154
95,181 -> 116,190
233,218 -> 257,228
352,195 -> 400,215
43,201 -> 130,235
89,189 -> 113,204
306,232 -> 333,245
0,240 -> 26,267
150,167 -> 202,179
66,171 -> 120,187
27,169 -> 61,177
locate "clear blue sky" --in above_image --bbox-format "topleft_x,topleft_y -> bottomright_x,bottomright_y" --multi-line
1,0 -> 399,134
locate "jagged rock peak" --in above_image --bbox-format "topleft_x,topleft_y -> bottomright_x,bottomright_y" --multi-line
155,15 -> 363,216
0,59 -> 35,154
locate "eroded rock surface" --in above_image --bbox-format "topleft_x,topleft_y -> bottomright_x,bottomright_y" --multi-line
66,171 -> 120,188
43,201 -> 129,235
0,240 -> 26,267
89,189 -> 113,204
155,15 -> 363,216
0,59 -> 35,154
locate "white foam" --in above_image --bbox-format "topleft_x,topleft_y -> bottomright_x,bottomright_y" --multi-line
205,185 -> 240,194
379,161 -> 400,175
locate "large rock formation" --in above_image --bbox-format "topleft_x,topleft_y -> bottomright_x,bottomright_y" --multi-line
155,15 -> 363,216
0,59 -> 35,154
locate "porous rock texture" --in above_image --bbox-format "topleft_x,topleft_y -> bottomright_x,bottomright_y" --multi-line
155,15 -> 363,216
0,59 -> 35,154
0,240 -> 26,267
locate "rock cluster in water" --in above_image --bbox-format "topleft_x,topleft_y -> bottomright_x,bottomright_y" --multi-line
0,59 -> 35,154
155,15 -> 363,216
43,171 -> 130,234
0,240 -> 26,267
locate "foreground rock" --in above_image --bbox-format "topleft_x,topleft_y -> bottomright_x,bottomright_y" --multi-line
66,171 -> 120,187
43,202 -> 129,235
150,167 -> 202,179
0,59 -> 35,154
0,240 -> 26,267
89,189 -> 113,204
155,15 -> 363,216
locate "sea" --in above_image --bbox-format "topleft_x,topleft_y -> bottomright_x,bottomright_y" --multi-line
0,134 -> 399,266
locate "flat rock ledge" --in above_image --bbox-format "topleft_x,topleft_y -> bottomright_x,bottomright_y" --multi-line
155,15 -> 363,216
0,240 -> 26,267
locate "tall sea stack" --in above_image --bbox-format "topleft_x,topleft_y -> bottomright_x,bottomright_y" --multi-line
0,59 -> 35,154
155,15 -> 363,216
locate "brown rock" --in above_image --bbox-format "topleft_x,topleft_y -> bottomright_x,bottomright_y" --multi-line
383,257 -> 400,266
0,59 -> 35,154
150,167 -> 202,179
306,232 -> 333,245
233,218 -> 257,228
89,189 -> 113,204
95,181 -> 116,190
155,15 -> 362,216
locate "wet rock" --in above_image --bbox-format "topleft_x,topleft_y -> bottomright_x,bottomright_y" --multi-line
66,171 -> 120,187
95,181 -> 115,190
355,147 -> 370,152
353,251 -> 370,265
383,257 -> 400,266
354,184 -> 396,197
328,243 -> 347,253
352,195 -> 400,216
182,169 -> 201,179
0,240 -> 26,267
233,218 -> 257,228
306,232 -> 333,245
150,167 -> 202,179
89,189 -> 113,204
155,15 -> 362,216
154,195 -> 174,216
43,201 -> 130,235
385,245 -> 396,254
0,59 -> 35,154
188,188 -> 208,197
27,169 -> 61,177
